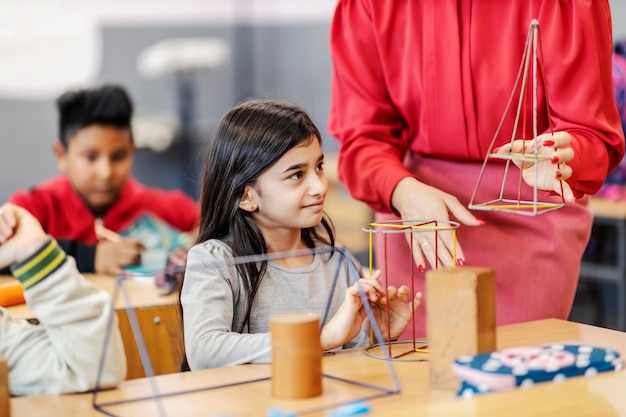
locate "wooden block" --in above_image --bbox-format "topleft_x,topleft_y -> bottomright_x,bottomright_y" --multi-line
426,266 -> 496,391
0,354 -> 9,417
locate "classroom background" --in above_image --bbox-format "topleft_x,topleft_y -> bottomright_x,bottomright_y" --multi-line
0,0 -> 625,202
0,0 -> 340,202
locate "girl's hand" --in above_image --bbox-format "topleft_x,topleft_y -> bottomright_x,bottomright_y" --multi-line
494,131 -> 575,202
364,286 -> 422,341
320,270 -> 385,350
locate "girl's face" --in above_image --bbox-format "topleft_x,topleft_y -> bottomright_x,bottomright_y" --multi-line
240,137 -> 327,238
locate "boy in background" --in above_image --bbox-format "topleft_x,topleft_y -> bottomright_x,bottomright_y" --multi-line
9,84 -> 199,274
0,203 -> 126,395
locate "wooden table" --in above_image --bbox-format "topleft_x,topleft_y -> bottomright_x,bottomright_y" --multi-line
0,274 -> 182,380
10,319 -> 626,417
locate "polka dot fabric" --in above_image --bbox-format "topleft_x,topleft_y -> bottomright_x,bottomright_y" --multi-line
451,344 -> 623,398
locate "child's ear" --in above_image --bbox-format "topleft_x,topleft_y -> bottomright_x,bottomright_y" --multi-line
239,187 -> 258,212
52,140 -> 68,172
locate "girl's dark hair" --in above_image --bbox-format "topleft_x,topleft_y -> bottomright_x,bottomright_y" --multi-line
191,99 -> 334,332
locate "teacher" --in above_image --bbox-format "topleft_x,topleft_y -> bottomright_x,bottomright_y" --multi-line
328,1 -> 624,337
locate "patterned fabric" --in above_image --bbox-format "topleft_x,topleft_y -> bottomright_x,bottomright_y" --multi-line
452,344 -> 623,398
597,51 -> 626,197
155,246 -> 188,293
614,53 -> 626,126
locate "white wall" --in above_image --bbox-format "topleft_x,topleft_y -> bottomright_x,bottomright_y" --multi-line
34,0 -> 337,26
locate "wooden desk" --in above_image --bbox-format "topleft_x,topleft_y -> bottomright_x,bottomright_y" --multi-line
10,319 -> 626,417
588,197 -> 626,219
0,274 -> 182,380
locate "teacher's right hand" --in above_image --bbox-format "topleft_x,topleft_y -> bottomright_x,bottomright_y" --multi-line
390,177 -> 483,271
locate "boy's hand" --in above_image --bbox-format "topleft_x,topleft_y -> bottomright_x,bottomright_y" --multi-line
0,203 -> 49,267
95,239 -> 145,275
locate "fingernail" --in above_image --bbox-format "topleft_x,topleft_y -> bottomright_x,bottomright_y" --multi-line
555,171 -> 562,180
550,155 -> 559,163
542,139 -> 555,146
418,264 -> 425,273
456,258 -> 465,266
493,146 -> 500,153
474,216 -> 486,225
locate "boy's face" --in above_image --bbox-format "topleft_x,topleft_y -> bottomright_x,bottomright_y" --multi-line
53,125 -> 134,214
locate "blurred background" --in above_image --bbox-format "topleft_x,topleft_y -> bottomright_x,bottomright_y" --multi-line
0,0 -> 338,201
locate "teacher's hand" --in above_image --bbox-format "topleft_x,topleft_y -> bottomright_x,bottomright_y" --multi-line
494,131 -> 575,202
391,177 -> 483,271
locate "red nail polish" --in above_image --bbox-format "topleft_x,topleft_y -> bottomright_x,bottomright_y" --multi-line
474,217 -> 486,225
456,258 -> 465,266
542,139 -> 555,146
550,155 -> 559,163
555,171 -> 562,180
493,146 -> 500,153
418,264 -> 425,273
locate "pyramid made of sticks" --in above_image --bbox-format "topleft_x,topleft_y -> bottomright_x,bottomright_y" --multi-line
468,19 -> 566,216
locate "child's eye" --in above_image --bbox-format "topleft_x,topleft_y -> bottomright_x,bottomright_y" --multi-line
289,171 -> 304,180
317,161 -> 325,171
85,153 -> 98,162
111,151 -> 128,162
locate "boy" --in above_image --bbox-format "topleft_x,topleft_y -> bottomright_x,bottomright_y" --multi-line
9,84 -> 199,274
0,203 -> 126,395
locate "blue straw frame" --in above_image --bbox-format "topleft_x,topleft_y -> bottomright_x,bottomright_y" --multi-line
92,246 -> 402,417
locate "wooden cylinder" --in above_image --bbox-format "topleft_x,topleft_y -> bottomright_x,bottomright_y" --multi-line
270,313 -> 322,399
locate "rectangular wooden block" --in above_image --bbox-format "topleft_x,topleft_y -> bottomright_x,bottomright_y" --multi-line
426,266 -> 496,391
0,354 -> 9,417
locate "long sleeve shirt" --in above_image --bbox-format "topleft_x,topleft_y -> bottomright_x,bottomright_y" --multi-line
9,176 -> 199,272
328,0 -> 625,212
181,240 -> 368,370
1,238 -> 126,395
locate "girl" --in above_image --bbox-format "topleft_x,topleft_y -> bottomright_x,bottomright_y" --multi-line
181,99 -> 422,370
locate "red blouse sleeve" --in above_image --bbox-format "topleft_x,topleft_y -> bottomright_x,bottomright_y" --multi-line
328,0 -> 413,213
537,2 -> 624,198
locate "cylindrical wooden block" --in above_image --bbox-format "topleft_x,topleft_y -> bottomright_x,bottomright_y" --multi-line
270,313 -> 322,399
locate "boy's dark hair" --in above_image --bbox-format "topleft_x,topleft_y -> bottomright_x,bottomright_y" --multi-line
56,84 -> 133,147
